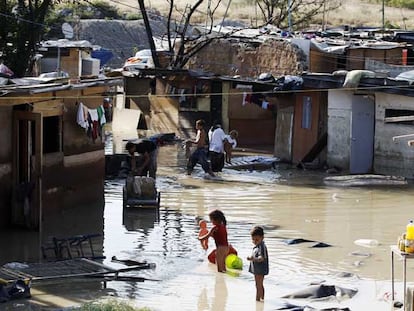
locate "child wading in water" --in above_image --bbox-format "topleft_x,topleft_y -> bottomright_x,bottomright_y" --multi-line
247,226 -> 269,301
199,209 -> 229,272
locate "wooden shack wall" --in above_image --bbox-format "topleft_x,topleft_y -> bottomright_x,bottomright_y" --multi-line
0,84 -> 110,229
0,106 -> 13,227
61,49 -> 81,78
292,91 -> 327,164
347,48 -> 404,70
124,77 -> 152,113
228,89 -> 276,146
274,95 -> 295,161
309,48 -> 338,73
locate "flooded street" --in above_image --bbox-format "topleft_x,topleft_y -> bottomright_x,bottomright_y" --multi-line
102,143 -> 414,310
1,141 -> 414,310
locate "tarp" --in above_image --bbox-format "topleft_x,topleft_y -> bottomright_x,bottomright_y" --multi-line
92,48 -> 114,67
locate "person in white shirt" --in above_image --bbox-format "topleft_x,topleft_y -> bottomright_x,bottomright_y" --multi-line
208,123 -> 226,172
224,130 -> 238,164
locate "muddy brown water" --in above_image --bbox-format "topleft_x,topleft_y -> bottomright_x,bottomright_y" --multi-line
1,141 -> 414,310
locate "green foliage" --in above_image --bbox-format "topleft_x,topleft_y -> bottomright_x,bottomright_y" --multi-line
384,20 -> 400,29
77,299 -> 152,311
123,12 -> 142,20
380,0 -> 414,9
50,1 -> 122,20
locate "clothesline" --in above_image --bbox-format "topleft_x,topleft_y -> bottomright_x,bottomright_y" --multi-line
76,102 -> 106,142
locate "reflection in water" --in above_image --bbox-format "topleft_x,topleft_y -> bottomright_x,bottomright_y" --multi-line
212,274 -> 228,311
0,199 -> 105,264
197,287 -> 209,311
122,207 -> 159,232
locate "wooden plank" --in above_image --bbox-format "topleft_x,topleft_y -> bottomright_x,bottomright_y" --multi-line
82,86 -> 106,96
0,93 -> 54,106
385,116 -> 414,123
32,99 -> 64,116
393,133 -> 414,141
297,132 -> 328,166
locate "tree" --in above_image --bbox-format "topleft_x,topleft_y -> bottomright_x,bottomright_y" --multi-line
138,0 -> 230,69
256,0 -> 340,30
0,0 -> 55,77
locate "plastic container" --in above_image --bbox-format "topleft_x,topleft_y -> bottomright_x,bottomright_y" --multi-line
405,221 -> 414,253
354,239 -> 379,247
398,233 -> 406,252
407,220 -> 414,240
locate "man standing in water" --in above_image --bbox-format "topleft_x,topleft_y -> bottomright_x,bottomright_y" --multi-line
125,139 -> 158,179
186,119 -> 215,177
208,122 -> 226,173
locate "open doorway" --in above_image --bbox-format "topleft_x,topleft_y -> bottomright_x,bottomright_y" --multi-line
12,110 -> 43,229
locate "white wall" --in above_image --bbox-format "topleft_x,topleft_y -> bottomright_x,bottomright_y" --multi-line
327,90 -> 353,170
374,92 -> 414,178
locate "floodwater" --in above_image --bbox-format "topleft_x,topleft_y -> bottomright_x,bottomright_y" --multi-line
1,139 -> 414,311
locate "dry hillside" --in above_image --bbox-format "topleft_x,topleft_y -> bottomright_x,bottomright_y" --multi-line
79,0 -> 414,69
110,0 -> 414,30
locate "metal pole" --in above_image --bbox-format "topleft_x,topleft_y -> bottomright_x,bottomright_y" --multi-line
288,0 -> 292,33
138,0 -> 160,68
218,0 -> 232,33
382,0 -> 385,35
255,0 -> 257,28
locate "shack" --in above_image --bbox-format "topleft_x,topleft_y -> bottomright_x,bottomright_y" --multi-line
304,72 -> 414,178
0,40 -> 123,230
0,76 -> 122,230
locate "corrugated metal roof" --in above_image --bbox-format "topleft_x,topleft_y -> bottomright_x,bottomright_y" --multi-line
0,77 -> 123,98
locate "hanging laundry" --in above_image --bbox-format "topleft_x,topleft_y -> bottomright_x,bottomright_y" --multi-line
242,93 -> 275,111
76,102 -> 107,142
242,92 -> 250,106
88,109 -> 99,141
97,105 -> 106,126
76,102 -> 88,129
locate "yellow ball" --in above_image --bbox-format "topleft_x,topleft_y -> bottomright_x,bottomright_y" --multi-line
225,254 -> 243,270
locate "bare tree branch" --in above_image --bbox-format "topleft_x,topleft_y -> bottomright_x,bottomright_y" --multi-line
256,0 -> 340,29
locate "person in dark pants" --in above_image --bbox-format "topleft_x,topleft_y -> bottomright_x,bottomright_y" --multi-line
125,139 -> 158,179
186,119 -> 215,177
208,123 -> 226,172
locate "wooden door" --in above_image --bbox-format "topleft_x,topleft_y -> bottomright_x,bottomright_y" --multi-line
350,96 -> 375,174
12,111 -> 43,229
292,93 -> 320,163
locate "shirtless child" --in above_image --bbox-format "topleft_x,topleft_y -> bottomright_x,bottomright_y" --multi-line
224,130 -> 238,164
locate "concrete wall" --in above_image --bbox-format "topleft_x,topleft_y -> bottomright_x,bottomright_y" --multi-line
374,92 -> 414,178
327,90 -> 353,170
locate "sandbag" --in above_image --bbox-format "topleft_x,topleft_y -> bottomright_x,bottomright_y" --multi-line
126,176 -> 156,199
139,177 -> 156,199
343,70 -> 376,88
